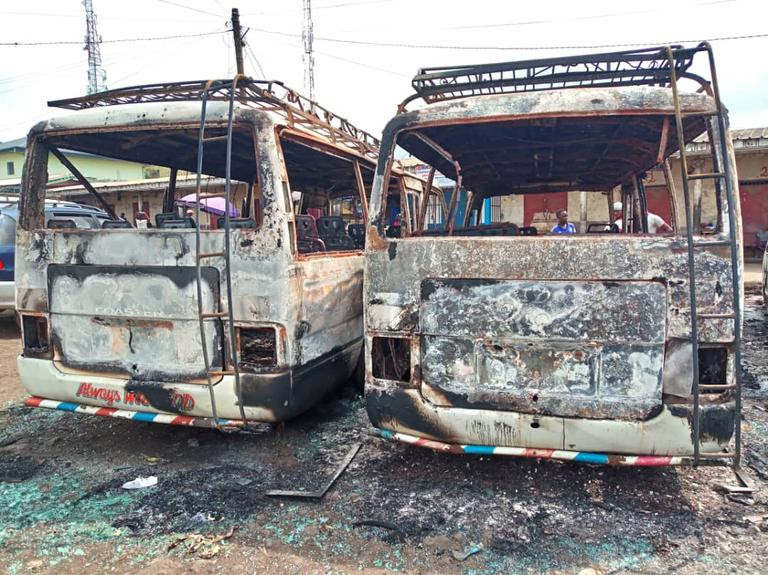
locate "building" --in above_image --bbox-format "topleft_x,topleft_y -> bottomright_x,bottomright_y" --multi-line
0,137 -> 166,182
50,175 -> 249,228
400,127 -> 768,258
0,136 -> 179,223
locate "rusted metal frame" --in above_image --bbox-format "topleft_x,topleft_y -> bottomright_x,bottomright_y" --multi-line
266,442 -> 362,499
221,74 -> 250,427
245,82 -> 380,156
619,182 -> 632,233
656,117 -> 671,164
691,165 -> 704,232
280,128 -> 374,166
662,160 -> 680,232
633,176 -> 649,232
465,134 -> 658,152
19,140 -> 49,230
459,152 -> 650,173
702,42 -> 742,468
244,180 -> 254,219
445,174 -> 463,235
353,160 -> 368,223
399,46 -> 709,112
407,131 -> 463,234
46,146 -> 118,219
194,79 -> 225,429
406,47 -> 699,107
275,128 -> 307,259
397,177 -> 412,236
417,167 -> 435,232
49,79 -> 381,160
464,191 -> 478,227
163,167 -> 178,213
607,187 -> 616,225
667,47 -> 702,465
279,127 -> 378,241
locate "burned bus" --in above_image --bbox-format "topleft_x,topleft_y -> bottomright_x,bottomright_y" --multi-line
364,44 -> 744,466
17,78 -> 399,428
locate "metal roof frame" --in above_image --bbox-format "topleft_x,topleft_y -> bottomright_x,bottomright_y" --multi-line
48,78 -> 380,161
400,44 -> 710,111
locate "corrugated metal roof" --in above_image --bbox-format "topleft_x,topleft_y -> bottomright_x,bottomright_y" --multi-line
693,127 -> 768,143
0,137 -> 26,152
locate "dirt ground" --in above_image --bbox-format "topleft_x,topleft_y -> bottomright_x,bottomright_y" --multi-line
0,318 -> 22,407
0,300 -> 767,575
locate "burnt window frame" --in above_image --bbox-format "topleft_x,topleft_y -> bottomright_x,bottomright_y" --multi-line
277,129 -> 375,259
376,113 -> 716,239
19,122 -> 263,232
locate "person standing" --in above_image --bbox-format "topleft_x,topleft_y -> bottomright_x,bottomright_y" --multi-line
612,202 -> 673,233
551,209 -> 576,234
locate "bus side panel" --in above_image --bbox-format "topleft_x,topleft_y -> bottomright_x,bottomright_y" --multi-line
296,254 -> 364,368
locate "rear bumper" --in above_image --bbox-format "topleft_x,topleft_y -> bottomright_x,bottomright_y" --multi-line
17,355 -> 339,423
26,396 -> 246,428
0,280 -> 14,310
375,429 -> 695,466
366,386 -> 735,457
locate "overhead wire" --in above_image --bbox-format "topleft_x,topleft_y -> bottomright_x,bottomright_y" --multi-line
154,0 -> 225,19
249,27 -> 768,51
314,48 -> 410,78
245,43 -> 267,80
444,0 -> 737,30
0,29 -> 228,46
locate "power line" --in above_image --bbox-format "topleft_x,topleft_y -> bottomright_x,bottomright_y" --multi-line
0,29 -> 228,47
241,0 -> 392,17
245,43 -> 267,80
154,0 -> 225,18
250,27 -> 768,51
314,48 -> 410,78
445,0 -> 736,30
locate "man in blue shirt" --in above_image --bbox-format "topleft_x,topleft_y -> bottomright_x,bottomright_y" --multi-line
551,209 -> 576,234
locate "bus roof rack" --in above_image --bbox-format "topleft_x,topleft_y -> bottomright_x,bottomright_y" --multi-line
47,78 -> 380,160
401,44 -> 709,111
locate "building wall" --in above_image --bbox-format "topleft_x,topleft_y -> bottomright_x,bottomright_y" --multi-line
0,149 -> 169,182
47,155 -> 167,182
646,149 -> 768,227
0,150 -> 24,180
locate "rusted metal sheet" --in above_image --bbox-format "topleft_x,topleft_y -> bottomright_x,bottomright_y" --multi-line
48,264 -> 222,380
418,279 -> 665,419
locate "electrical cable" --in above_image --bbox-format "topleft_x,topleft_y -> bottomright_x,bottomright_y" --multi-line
314,48 -> 410,78
250,28 -> 768,51
1,29 -> 228,46
245,43 -> 266,80
444,0 -> 737,30
154,0 -> 225,18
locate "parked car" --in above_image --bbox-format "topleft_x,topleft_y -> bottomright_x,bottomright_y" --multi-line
0,199 -> 110,312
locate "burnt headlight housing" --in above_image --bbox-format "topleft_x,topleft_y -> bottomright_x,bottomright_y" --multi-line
371,336 -> 411,382
238,327 -> 277,371
21,314 -> 51,358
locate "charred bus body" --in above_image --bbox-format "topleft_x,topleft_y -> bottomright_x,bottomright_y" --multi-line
364,45 -> 743,465
17,79 -> 391,427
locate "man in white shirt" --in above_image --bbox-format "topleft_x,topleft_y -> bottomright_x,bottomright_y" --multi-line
612,202 -> 673,233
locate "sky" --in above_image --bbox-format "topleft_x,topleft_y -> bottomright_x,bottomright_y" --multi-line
0,0 -> 766,144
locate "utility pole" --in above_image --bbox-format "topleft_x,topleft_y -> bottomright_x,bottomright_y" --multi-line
302,0 -> 315,100
231,8 -> 245,75
83,0 -> 107,94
